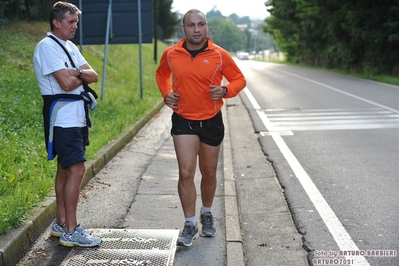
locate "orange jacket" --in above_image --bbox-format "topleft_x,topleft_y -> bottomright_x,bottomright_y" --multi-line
156,37 -> 246,120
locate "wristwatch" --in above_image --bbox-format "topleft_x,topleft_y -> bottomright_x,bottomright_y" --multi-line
223,87 -> 228,96
77,68 -> 83,78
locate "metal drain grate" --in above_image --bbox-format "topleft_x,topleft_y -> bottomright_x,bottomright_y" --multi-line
61,229 -> 179,266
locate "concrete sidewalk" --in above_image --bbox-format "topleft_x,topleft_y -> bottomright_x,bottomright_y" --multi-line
12,102 -> 242,266
2,95 -> 307,265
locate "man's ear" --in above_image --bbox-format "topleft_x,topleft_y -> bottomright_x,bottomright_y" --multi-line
53,19 -> 60,29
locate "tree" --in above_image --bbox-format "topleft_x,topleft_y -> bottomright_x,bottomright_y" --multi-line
228,13 -> 240,24
155,0 -> 179,40
211,18 -> 245,52
2,0 -> 54,21
206,6 -> 225,20
264,0 -> 399,75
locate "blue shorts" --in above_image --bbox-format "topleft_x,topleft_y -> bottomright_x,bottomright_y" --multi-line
171,111 -> 225,146
53,127 -> 88,169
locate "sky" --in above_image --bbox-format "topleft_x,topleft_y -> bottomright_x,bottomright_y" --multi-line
171,0 -> 269,20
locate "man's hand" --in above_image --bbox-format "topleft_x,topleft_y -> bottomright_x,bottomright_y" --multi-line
165,91 -> 180,108
208,85 -> 225,100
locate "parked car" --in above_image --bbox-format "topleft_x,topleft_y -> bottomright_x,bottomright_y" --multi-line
237,52 -> 250,60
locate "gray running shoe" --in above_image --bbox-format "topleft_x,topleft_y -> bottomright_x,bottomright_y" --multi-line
51,220 -> 64,237
59,226 -> 101,247
76,224 -> 92,236
177,222 -> 199,247
200,212 -> 216,237
51,220 -> 91,237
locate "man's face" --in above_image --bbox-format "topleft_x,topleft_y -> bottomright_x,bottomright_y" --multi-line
54,11 -> 79,40
182,12 -> 207,48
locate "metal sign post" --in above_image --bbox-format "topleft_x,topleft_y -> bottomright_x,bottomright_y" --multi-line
138,0 -> 143,99
101,0 -> 112,99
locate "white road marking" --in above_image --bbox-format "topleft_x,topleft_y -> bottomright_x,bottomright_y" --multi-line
262,108 -> 399,131
272,68 -> 399,114
243,87 -> 370,265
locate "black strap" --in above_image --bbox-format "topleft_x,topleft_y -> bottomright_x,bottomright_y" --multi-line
47,35 -> 98,99
48,35 -> 77,68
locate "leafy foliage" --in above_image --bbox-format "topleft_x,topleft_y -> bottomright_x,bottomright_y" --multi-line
264,0 -> 399,75
154,0 -> 179,39
209,18 -> 245,52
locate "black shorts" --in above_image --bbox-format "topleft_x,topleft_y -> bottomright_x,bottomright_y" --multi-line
53,126 -> 88,169
171,111 -> 225,146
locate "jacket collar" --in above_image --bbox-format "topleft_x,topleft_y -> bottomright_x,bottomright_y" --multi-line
175,37 -> 214,51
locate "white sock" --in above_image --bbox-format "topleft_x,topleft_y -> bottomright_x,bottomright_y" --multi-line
185,216 -> 196,225
201,206 -> 212,214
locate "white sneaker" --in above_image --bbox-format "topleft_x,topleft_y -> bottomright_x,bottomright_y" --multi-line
50,220 -> 64,237
51,220 -> 91,237
59,226 -> 101,247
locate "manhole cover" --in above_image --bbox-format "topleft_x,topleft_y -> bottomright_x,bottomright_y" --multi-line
61,229 -> 179,266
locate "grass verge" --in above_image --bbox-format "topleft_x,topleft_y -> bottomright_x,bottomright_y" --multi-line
0,22 -> 167,235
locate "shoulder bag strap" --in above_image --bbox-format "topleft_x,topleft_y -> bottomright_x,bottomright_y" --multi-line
47,35 -> 98,100
47,35 -> 77,68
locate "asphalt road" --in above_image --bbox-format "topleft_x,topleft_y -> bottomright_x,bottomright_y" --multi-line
236,60 -> 399,266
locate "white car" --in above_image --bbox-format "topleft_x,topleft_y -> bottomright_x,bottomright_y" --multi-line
237,52 -> 249,60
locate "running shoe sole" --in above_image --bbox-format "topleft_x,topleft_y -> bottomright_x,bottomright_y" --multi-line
177,231 -> 199,247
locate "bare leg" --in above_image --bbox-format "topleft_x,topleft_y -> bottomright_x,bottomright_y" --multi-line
173,134 -> 200,218
55,161 -> 67,225
198,142 -> 221,209
56,161 -> 85,233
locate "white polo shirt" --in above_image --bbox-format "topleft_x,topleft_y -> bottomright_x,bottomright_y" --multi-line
33,33 -> 87,128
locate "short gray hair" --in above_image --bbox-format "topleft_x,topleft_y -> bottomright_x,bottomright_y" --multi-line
49,1 -> 81,31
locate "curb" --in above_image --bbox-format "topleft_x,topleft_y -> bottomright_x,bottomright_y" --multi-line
223,101 -> 246,266
0,101 -> 164,266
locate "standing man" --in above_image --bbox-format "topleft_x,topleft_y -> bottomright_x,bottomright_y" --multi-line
156,9 -> 246,247
33,1 -> 101,247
